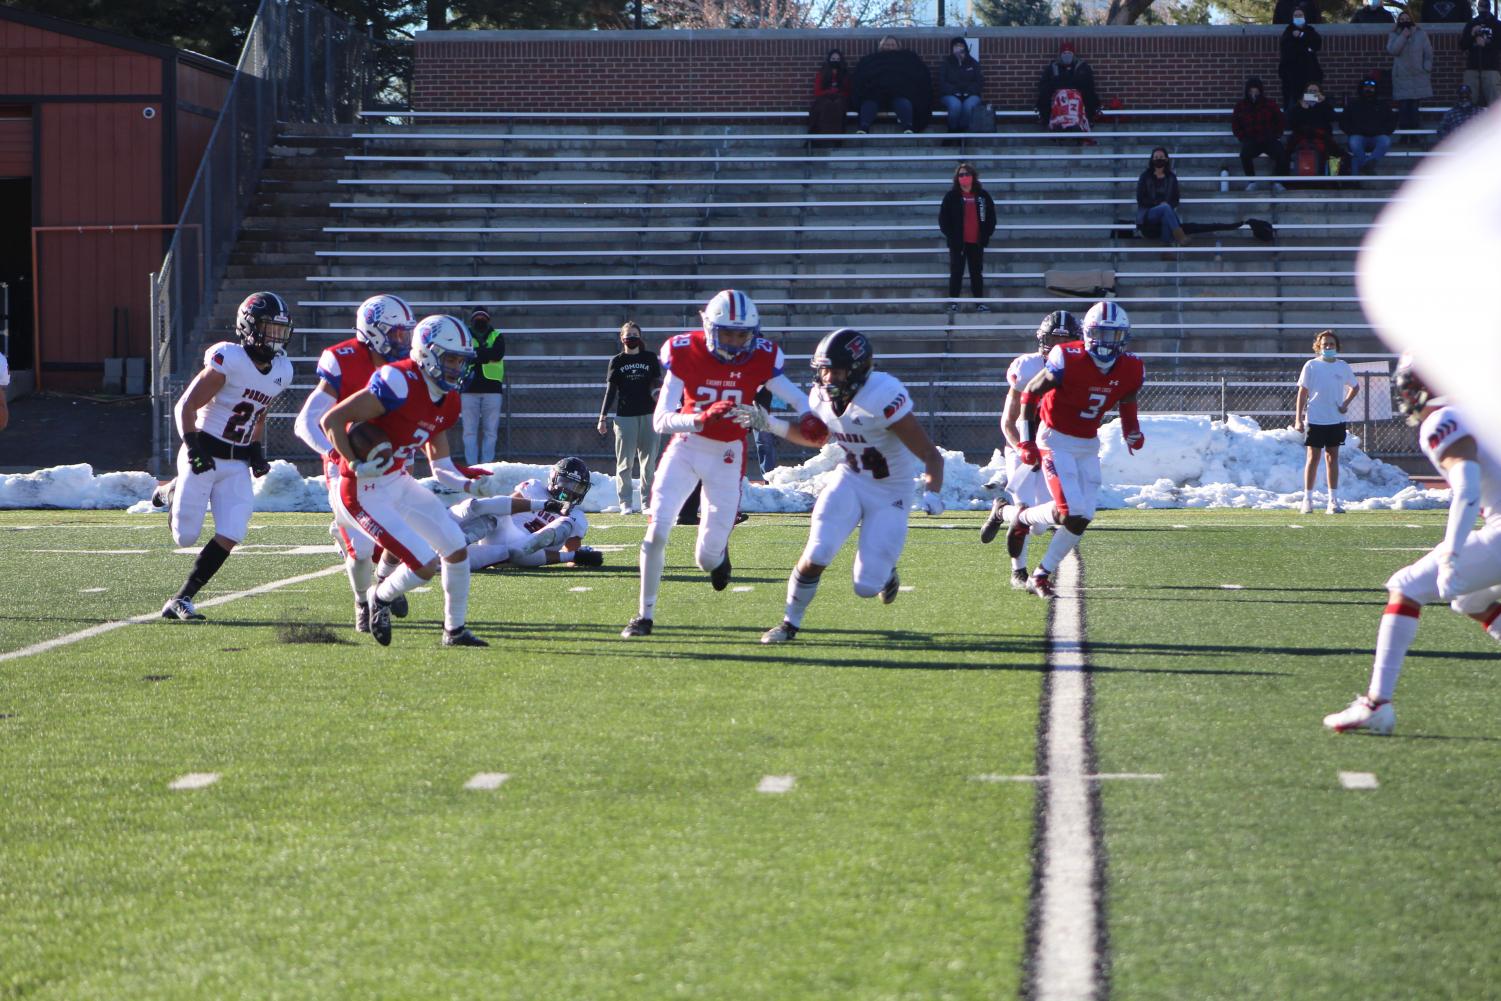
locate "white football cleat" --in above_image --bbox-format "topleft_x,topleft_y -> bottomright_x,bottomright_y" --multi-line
1298,497 -> 1313,514
760,620 -> 799,644
1322,694 -> 1395,735
1327,500 -> 1345,515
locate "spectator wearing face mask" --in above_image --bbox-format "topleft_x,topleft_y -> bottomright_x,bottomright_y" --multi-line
1136,147 -> 1189,249
1352,0 -> 1395,22
1387,14 -> 1433,138
462,306 -> 506,465
1421,0 -> 1472,22
1288,82 -> 1339,162
852,36 -> 933,134
1461,0 -> 1501,106
1274,0 -> 1321,22
1279,8 -> 1325,113
1036,42 -> 1099,132
597,321 -> 663,515
1341,77 -> 1398,174
1232,76 -> 1287,186
939,162 -> 997,312
940,36 -> 985,133
1293,330 -> 1359,514
809,48 -> 852,136
1437,82 -> 1484,141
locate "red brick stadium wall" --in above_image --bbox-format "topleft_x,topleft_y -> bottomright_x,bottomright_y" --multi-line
413,26 -> 1465,113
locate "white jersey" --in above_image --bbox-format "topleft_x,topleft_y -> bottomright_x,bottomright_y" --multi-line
1419,405 -> 1501,525
196,341 -> 293,446
507,477 -> 589,542
1006,351 -> 1046,394
810,370 -> 920,489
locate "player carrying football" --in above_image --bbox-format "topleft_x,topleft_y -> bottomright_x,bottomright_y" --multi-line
293,293 -> 416,634
736,328 -> 946,643
1322,355 -> 1501,735
980,310 -> 1079,587
621,289 -> 811,638
321,315 -> 511,648
160,291 -> 294,622
450,457 -> 603,571
992,300 -> 1145,599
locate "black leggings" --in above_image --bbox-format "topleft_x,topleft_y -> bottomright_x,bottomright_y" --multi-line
948,244 -> 985,298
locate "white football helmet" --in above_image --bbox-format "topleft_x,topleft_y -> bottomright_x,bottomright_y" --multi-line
356,294 -> 417,362
701,289 -> 760,363
410,315 -> 476,393
1081,301 -> 1131,367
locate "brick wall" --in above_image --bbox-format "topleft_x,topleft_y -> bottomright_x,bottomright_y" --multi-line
413,25 -> 1465,113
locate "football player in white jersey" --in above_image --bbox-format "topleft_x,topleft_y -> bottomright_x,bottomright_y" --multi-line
450,457 -> 603,570
735,328 -> 946,643
980,310 -> 1079,587
1323,355 -> 1501,735
160,291 -> 295,621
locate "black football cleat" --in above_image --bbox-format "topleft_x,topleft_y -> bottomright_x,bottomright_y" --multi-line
979,498 -> 1008,544
1027,571 -> 1056,600
442,626 -> 488,647
160,596 -> 205,621
621,616 -> 654,638
572,547 -> 604,568
365,587 -> 393,646
880,570 -> 901,604
710,553 -> 732,591
389,591 -> 409,618
1010,568 -> 1030,590
733,511 -> 750,525
1005,505 -> 1030,560
354,599 -> 370,634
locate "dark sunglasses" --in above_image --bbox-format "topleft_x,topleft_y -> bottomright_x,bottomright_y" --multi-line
956,171 -> 973,177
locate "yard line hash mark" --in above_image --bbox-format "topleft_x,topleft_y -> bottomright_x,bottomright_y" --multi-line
1023,551 -> 1108,1001
464,772 -> 510,791
169,773 -> 220,790
1339,771 -> 1379,790
0,565 -> 347,664
757,775 -> 796,794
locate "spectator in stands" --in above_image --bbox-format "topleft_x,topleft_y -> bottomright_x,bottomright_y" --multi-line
1279,8 -> 1325,113
1136,147 -> 1189,248
0,348 -> 9,432
940,36 -> 985,133
462,307 -> 505,465
1232,76 -> 1287,187
1388,13 -> 1434,139
1035,41 -> 1099,132
1422,0 -> 1471,21
1342,76 -> 1399,173
596,321 -> 662,515
1293,329 -> 1359,514
939,162 -> 997,312
1274,0 -> 1322,22
1352,0 -> 1395,22
1288,81 -> 1339,168
1460,0 -> 1501,106
808,48 -> 851,136
852,36 -> 932,134
1437,81 -> 1485,140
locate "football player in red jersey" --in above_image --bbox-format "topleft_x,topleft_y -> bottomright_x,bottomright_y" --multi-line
294,293 -> 415,634
621,289 -> 812,638
321,315 -> 512,648
995,301 -> 1145,599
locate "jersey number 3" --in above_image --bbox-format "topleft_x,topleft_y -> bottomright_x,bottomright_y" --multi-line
1079,392 -> 1108,420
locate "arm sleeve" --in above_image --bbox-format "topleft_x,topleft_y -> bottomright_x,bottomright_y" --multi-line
654,370 -> 699,434
765,372 -> 808,412
294,387 -> 336,454
1442,458 -> 1483,555
430,456 -> 472,492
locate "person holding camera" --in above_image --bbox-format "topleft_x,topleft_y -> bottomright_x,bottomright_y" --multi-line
1462,0 -> 1501,106
1279,6 -> 1325,113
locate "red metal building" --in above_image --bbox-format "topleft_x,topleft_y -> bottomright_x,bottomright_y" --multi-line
0,6 -> 233,390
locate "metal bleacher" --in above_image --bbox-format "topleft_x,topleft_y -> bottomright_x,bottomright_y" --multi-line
212,107 -> 1433,462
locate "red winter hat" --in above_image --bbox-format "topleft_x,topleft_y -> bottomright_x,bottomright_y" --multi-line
1060,41 -> 1077,53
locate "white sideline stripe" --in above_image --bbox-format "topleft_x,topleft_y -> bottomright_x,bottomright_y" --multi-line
169,772 -> 220,790
0,565 -> 346,665
28,548 -> 147,555
79,587 -> 107,593
757,775 -> 796,794
465,772 -> 510,791
1035,552 -> 1098,1001
1219,584 -> 1245,590
975,773 -> 1163,783
1338,771 -> 1380,791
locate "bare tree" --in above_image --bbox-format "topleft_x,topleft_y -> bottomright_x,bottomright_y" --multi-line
654,0 -> 917,28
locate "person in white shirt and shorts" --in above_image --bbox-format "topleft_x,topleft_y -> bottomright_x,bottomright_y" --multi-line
1293,329 -> 1359,514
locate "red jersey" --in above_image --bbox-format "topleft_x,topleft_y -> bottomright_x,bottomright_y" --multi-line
340,358 -> 460,478
661,329 -> 786,444
316,337 -> 382,403
1038,341 -> 1145,439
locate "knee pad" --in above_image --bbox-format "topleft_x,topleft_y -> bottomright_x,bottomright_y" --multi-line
1062,515 -> 1092,535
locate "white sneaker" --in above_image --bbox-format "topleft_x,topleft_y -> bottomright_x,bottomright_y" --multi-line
1299,497 -> 1313,514
1323,694 -> 1395,735
1327,500 -> 1345,514
760,620 -> 799,644
161,596 -> 205,621
1245,180 -> 1262,192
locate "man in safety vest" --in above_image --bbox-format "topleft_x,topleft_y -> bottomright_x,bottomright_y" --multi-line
461,306 -> 506,465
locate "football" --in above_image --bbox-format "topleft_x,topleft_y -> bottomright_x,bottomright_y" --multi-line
346,421 -> 392,461
798,412 -> 830,447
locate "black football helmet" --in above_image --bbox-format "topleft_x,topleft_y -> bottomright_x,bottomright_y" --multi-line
235,291 -> 294,363
1036,310 -> 1081,351
547,456 -> 591,507
1393,353 -> 1438,426
811,328 -> 874,414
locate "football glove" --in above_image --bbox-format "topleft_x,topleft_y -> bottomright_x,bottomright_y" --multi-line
247,442 -> 270,478
519,518 -> 573,556
700,399 -> 737,427
352,450 -> 394,480
729,404 -> 769,431
920,490 -> 945,516
529,497 -> 570,516
1123,429 -> 1146,454
1017,440 -> 1042,469
184,432 -> 216,475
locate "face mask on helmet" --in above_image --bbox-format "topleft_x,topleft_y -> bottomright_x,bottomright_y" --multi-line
1393,354 -> 1436,425
811,328 -> 874,414
357,294 -> 416,362
236,291 -> 294,363
702,290 -> 760,364
1037,310 -> 1081,351
411,315 -> 477,393
1081,302 -> 1131,367
548,457 -> 591,506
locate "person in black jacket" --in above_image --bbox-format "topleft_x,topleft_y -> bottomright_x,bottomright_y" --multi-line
940,36 -> 985,133
1461,0 -> 1501,105
1351,0 -> 1395,21
1279,8 -> 1325,112
1341,77 -> 1398,173
938,162 -> 997,312
852,36 -> 932,134
596,321 -> 663,515
1036,41 -> 1100,130
1274,0 -> 1321,22
1136,147 -> 1189,248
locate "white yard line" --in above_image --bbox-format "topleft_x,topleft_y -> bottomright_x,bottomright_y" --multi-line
168,772 -> 220,790
1031,551 -> 1103,1001
1338,771 -> 1379,790
0,565 -> 346,664
756,775 -> 796,794
464,772 -> 510,791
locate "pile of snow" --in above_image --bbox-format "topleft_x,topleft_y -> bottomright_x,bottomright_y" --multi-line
0,414 -> 1448,514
